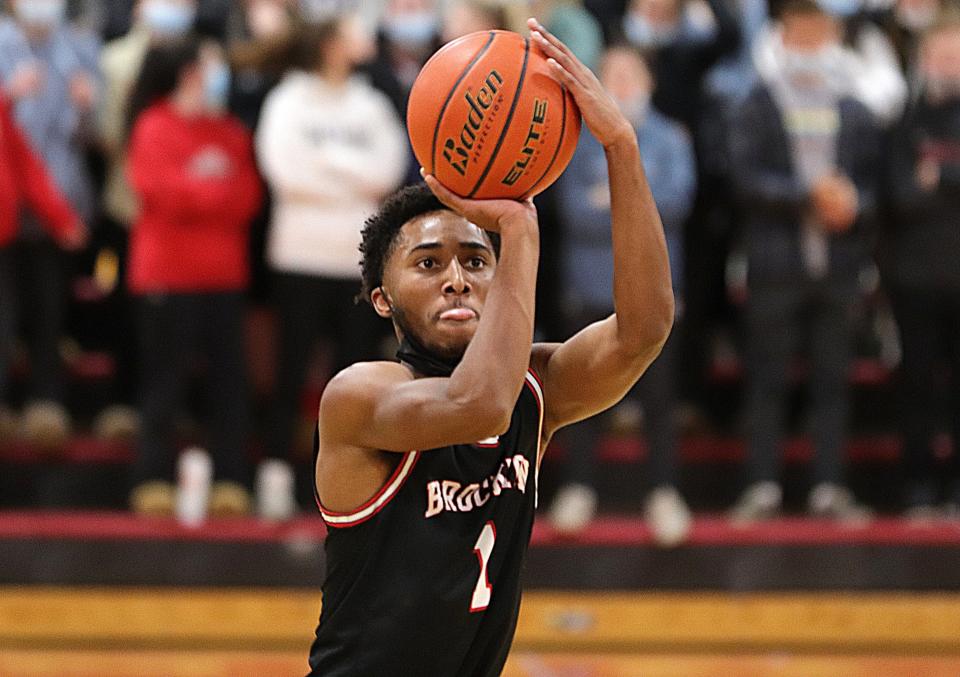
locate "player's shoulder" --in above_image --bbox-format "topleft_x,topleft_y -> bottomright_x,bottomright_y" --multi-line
322,360 -> 413,407
319,361 -> 414,445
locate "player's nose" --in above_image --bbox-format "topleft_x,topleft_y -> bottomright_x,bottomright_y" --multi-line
442,258 -> 470,295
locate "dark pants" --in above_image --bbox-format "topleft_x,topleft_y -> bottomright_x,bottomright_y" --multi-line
561,313 -> 680,490
744,280 -> 857,486
0,240 -> 66,405
889,286 -> 960,493
266,273 -> 387,460
134,292 -> 249,485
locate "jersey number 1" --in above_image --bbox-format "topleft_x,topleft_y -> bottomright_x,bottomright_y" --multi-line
470,521 -> 496,612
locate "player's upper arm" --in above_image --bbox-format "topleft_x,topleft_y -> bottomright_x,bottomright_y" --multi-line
531,315 -> 666,440
319,362 -> 514,453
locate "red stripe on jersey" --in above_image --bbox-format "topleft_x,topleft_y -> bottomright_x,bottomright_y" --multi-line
526,366 -> 544,391
318,451 -> 420,528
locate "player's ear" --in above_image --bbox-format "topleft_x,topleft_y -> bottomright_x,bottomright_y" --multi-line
371,286 -> 393,319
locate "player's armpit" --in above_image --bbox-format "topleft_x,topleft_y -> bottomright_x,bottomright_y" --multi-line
319,362 -> 513,454
531,316 -> 666,440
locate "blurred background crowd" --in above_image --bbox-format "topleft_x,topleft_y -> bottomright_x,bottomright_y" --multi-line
0,0 -> 958,545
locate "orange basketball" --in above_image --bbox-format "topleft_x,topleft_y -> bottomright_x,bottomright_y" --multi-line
407,30 -> 581,200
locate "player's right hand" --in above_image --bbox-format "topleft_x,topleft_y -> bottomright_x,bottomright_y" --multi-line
422,170 -> 537,235
528,18 -> 634,151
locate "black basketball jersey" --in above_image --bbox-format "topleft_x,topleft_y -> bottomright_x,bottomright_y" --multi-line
308,368 -> 544,677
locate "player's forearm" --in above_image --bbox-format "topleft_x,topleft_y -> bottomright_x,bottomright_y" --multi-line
607,136 -> 674,354
448,221 -> 539,426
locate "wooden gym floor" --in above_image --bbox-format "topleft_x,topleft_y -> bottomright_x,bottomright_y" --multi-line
1,588 -> 959,677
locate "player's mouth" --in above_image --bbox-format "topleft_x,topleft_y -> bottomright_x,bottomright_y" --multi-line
438,306 -> 477,322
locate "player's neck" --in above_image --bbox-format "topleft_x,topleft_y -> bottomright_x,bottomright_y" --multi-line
396,334 -> 461,378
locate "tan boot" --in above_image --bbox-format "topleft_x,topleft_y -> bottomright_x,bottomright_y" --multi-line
93,404 -> 140,441
130,481 -> 176,517
21,400 -> 71,450
209,481 -> 252,517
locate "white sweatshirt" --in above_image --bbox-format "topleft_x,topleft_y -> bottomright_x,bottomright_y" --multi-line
256,71 -> 407,278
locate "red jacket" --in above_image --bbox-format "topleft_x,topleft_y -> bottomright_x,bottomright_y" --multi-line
0,95 -> 80,247
127,101 -> 262,294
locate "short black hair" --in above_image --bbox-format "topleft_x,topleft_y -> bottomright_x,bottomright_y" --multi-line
359,184 -> 448,304
358,183 -> 501,304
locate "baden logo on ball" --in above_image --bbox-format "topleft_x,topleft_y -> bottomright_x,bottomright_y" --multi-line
408,30 -> 581,200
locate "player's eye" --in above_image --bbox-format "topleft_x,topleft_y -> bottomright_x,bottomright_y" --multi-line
466,257 -> 486,269
418,258 -> 437,270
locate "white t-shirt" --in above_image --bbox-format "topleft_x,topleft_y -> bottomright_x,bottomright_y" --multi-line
256,71 -> 407,278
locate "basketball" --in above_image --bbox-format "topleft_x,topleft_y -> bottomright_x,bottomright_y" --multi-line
407,30 -> 581,200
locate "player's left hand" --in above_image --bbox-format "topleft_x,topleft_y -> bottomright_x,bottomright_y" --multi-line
422,169 -> 537,234
527,18 -> 634,150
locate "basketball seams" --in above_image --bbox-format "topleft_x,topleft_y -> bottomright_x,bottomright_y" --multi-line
466,36 -> 531,198
522,82 -> 570,198
428,31 -> 498,175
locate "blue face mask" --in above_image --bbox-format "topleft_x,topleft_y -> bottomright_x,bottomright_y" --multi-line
15,0 -> 66,28
203,61 -> 231,110
143,0 -> 196,37
816,0 -> 861,18
622,13 -> 679,49
383,11 -> 437,48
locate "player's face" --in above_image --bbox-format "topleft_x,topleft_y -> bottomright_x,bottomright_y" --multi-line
375,211 -> 497,361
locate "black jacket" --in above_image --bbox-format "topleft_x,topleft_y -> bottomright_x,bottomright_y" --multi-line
883,97 -> 960,291
729,85 -> 882,286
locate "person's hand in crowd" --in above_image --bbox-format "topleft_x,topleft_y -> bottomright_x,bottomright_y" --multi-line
69,72 -> 98,111
6,61 -> 44,100
916,157 -> 940,192
527,18 -> 635,150
811,172 -> 858,233
188,147 -> 231,180
60,222 -> 89,252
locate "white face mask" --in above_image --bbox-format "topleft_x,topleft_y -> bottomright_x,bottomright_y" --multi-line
622,12 -> 679,49
779,42 -> 845,89
203,60 -> 231,111
15,0 -> 66,28
142,0 -> 196,37
383,11 -> 437,48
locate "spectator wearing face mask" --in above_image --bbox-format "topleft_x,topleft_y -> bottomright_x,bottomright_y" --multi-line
442,0 -> 509,43
92,0 -> 198,440
223,0 -> 294,310
364,0 -> 440,186
754,0 -> 908,125
548,46 -> 696,545
125,37 -> 263,517
728,0 -> 881,524
0,0 -> 101,447
225,0 -> 292,131
101,0 -> 197,231
618,0 -> 741,133
883,14 -> 960,519
615,0 -> 739,421
255,15 -> 406,521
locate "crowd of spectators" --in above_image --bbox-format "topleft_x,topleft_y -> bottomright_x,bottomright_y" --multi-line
0,0 -> 958,542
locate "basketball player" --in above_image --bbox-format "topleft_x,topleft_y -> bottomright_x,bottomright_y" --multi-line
308,19 -> 673,676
